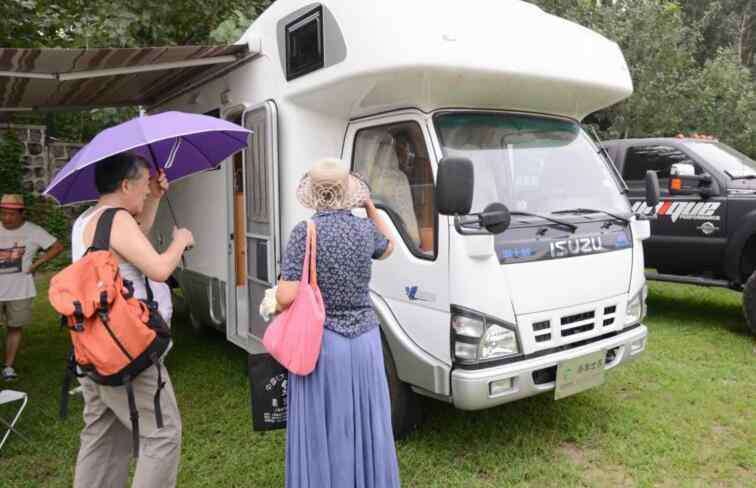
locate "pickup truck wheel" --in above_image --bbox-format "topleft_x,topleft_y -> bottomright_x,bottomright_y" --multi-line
382,339 -> 422,439
741,270 -> 756,335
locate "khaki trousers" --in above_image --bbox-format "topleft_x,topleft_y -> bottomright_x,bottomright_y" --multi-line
74,364 -> 182,488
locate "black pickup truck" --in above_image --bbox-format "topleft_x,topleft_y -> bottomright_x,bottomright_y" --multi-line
603,137 -> 756,335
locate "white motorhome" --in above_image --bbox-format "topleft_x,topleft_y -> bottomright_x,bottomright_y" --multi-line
148,0 -> 655,435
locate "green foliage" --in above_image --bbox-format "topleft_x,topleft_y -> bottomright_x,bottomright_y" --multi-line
679,48 -> 756,155
208,1 -> 275,44
0,129 -> 25,195
0,0 -> 276,48
531,0 -> 755,157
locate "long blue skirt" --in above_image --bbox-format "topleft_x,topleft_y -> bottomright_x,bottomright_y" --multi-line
285,327 -> 401,488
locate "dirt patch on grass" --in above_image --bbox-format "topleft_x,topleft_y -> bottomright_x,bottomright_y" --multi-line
559,442 -> 636,487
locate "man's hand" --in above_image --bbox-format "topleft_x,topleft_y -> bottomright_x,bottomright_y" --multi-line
148,170 -> 169,199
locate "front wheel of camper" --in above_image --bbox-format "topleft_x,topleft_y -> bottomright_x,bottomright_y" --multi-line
382,339 -> 422,439
741,271 -> 756,335
188,310 -> 210,335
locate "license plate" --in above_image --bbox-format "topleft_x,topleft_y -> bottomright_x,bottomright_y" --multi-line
554,350 -> 606,400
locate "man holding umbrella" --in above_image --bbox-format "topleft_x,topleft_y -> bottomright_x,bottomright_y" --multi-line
44,111 -> 249,487
70,153 -> 193,488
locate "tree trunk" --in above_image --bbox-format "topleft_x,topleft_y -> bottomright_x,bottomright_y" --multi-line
737,0 -> 754,67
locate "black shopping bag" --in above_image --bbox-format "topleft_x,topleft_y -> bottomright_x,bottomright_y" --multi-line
248,353 -> 288,431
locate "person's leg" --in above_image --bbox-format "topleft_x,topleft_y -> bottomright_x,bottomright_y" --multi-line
3,299 -> 32,377
4,327 -> 21,368
100,363 -> 182,488
74,378 -> 132,488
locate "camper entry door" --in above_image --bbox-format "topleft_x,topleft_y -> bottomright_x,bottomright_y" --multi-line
227,101 -> 280,350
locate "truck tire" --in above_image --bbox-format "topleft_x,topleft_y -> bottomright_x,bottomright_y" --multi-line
187,308 -> 211,336
742,271 -> 756,335
381,338 -> 422,439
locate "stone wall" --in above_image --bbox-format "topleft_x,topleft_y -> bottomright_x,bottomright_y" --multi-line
0,123 -> 83,195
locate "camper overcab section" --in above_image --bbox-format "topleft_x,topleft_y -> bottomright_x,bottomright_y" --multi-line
149,0 -> 651,434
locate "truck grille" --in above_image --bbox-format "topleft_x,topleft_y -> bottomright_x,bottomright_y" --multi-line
522,298 -> 623,353
561,311 -> 595,337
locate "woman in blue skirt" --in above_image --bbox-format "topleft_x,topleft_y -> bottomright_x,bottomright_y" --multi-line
276,157 -> 400,488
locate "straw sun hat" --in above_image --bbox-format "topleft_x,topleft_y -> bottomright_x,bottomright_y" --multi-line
0,194 -> 25,210
296,158 -> 370,210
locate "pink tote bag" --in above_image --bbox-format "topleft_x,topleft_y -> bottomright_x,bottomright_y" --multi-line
263,221 -> 325,375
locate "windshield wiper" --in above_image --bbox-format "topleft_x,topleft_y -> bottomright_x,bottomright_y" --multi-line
552,208 -> 629,224
725,170 -> 756,180
509,211 -> 577,232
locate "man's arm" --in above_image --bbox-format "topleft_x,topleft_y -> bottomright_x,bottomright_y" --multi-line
111,210 -> 193,282
29,241 -> 64,274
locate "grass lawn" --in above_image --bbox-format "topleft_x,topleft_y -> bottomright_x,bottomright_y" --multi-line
1,277 -> 754,487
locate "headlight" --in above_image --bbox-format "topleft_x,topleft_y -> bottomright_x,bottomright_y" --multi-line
479,324 -> 519,359
451,307 -> 520,364
625,286 -> 647,326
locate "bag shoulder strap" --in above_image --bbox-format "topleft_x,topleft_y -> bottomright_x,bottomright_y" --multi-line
90,207 -> 126,252
144,276 -> 154,303
306,221 -> 317,286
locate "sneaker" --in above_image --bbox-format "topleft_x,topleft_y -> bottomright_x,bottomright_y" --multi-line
2,366 -> 17,381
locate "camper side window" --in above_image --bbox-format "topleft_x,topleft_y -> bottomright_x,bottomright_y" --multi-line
353,122 -> 436,257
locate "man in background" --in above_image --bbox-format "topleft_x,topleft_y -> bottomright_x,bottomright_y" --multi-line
0,194 -> 64,381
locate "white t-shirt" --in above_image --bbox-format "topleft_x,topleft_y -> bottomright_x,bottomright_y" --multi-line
0,221 -> 57,300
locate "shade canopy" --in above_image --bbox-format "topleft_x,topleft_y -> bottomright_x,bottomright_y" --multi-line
0,45 -> 250,112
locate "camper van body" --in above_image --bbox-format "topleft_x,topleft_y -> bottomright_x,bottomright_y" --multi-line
151,0 -> 649,431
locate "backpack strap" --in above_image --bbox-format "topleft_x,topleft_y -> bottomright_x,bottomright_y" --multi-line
150,353 -> 166,429
90,207 -> 126,252
59,348 -> 76,420
125,375 -> 140,458
144,276 -> 155,303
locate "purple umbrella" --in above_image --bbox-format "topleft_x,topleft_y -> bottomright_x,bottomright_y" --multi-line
44,111 -> 251,205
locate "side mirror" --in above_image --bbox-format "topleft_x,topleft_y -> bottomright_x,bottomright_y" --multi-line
480,202 -> 511,234
645,170 -> 660,208
669,163 -> 713,196
436,157 -> 474,215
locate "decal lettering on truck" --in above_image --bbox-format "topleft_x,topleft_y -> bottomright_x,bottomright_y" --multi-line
405,286 -> 437,303
631,201 -> 721,223
495,230 -> 631,264
550,236 -> 604,258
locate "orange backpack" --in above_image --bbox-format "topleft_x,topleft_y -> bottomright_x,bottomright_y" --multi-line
49,208 -> 170,457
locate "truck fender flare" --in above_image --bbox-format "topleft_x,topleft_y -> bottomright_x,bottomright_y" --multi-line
724,209 -> 756,282
370,292 -> 451,397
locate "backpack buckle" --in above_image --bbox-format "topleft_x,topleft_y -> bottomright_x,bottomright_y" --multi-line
72,302 -> 85,332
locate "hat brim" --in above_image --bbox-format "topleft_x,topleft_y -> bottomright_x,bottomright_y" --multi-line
296,173 -> 370,210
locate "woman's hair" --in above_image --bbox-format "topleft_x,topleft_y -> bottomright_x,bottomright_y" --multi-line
94,153 -> 150,195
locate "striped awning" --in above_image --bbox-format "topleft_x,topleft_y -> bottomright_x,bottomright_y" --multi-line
0,45 -> 250,111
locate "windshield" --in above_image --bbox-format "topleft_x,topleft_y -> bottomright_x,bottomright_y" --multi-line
434,112 -> 630,216
682,141 -> 756,178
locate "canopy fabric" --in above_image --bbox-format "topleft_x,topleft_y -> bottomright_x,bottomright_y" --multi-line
0,45 -> 248,110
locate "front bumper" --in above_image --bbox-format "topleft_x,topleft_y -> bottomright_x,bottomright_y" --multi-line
450,324 -> 647,410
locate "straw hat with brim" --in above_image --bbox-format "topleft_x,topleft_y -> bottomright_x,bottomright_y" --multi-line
296,158 -> 370,210
0,194 -> 24,210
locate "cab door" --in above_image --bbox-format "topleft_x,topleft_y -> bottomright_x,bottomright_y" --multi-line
343,111 -> 451,364
226,101 -> 280,351
623,143 -> 727,273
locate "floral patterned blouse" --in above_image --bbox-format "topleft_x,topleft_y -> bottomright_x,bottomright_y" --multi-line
280,210 -> 389,337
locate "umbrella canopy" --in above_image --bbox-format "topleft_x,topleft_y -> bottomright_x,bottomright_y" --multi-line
44,111 -> 250,205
